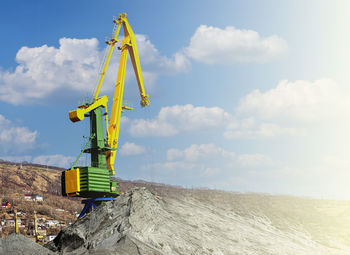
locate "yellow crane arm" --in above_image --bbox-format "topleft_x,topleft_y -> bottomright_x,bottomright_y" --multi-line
106,13 -> 149,173
121,15 -> 150,107
93,20 -> 122,101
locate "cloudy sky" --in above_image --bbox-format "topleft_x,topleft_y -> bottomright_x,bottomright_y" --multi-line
2,0 -> 350,199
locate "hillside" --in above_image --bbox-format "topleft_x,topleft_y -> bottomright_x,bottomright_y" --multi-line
0,161 -> 81,216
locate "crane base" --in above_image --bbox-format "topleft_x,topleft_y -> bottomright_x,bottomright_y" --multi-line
78,197 -> 115,218
61,166 -> 119,198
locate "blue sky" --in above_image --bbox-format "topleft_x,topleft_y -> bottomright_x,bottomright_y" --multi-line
2,0 -> 350,199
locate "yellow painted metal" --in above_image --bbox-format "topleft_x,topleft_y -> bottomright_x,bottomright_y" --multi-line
69,108 -> 85,122
93,22 -> 122,101
34,211 -> 43,243
14,209 -> 19,234
106,13 -> 150,174
119,13 -> 150,107
69,96 -> 109,123
65,168 -> 80,195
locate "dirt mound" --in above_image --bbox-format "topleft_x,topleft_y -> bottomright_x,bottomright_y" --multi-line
0,233 -> 54,255
45,187 -> 350,255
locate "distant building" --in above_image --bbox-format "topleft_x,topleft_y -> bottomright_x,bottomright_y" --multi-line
24,194 -> 33,201
5,218 -> 22,227
38,229 -> 46,236
1,202 -> 11,209
17,211 -> 26,217
23,194 -> 43,202
35,195 -> 43,201
45,220 -> 59,228
5,219 -> 15,227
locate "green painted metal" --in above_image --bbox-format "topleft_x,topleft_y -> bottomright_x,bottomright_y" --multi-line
61,166 -> 119,198
61,106 -> 119,199
78,167 -> 118,198
70,134 -> 94,170
89,107 -> 107,169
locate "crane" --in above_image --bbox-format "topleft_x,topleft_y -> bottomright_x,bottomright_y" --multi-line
34,210 -> 43,243
61,13 -> 149,201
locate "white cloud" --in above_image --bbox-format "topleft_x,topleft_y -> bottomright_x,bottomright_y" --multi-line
0,24 -> 286,105
119,142 -> 146,156
203,167 -> 221,177
127,101 -> 306,139
32,154 -> 75,168
0,38 -> 100,105
129,118 -> 178,137
167,144 -> 234,161
185,25 -> 287,64
129,104 -> 231,137
223,79 -> 350,139
236,154 -> 274,168
224,118 -> 305,139
0,114 -> 38,154
0,35 -> 190,105
236,79 -> 345,122
142,143 -> 273,185
127,79 -> 345,139
166,143 -> 272,168
143,161 -> 197,172
136,34 -> 191,74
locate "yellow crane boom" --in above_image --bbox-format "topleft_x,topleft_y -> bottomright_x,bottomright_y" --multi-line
105,13 -> 150,173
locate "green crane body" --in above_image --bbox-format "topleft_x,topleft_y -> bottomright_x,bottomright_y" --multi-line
61,106 -> 119,198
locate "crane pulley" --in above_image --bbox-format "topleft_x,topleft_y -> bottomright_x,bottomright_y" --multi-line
62,13 -> 149,199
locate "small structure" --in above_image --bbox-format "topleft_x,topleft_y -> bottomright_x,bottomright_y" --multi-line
5,219 -> 15,227
35,195 -> 43,201
1,202 -> 11,209
24,194 -> 33,201
45,220 -> 59,228
23,194 -> 43,202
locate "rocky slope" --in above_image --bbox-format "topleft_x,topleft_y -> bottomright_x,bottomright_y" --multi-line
42,187 -> 350,255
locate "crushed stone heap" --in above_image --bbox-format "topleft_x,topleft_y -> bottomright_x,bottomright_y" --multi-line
46,188 -> 166,254
0,233 -> 54,255
44,187 -> 350,255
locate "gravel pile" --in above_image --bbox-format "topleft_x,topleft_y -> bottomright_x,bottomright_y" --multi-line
44,187 -> 350,255
0,233 -> 54,255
